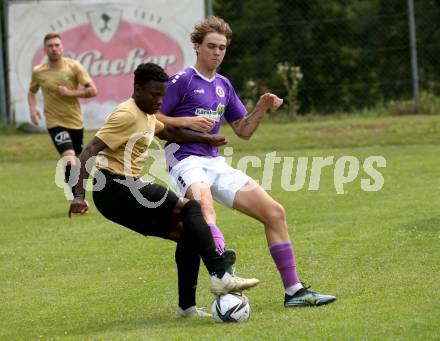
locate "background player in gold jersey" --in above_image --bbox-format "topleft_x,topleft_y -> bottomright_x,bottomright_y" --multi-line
27,32 -> 97,193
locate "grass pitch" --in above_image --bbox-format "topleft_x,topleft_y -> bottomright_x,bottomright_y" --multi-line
0,115 -> 439,340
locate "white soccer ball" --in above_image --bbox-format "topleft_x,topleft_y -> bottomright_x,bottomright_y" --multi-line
211,293 -> 251,323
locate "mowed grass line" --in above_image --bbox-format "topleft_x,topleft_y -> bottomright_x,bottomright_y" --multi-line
0,115 -> 439,340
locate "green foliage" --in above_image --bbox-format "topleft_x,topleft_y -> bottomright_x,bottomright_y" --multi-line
276,62 -> 303,118
214,0 -> 281,94
241,79 -> 259,109
214,0 -> 440,113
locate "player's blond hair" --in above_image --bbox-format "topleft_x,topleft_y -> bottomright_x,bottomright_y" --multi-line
191,16 -> 232,45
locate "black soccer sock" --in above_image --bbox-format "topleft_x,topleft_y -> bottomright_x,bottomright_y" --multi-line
65,164 -> 71,184
175,240 -> 201,310
179,200 -> 225,278
65,163 -> 77,195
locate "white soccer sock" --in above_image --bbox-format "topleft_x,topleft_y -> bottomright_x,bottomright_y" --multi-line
183,306 -> 196,313
285,282 -> 304,296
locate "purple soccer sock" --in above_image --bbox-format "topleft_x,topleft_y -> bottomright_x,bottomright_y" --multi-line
269,241 -> 300,289
208,223 -> 225,254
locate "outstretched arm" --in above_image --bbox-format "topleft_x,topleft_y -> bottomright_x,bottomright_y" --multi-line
156,112 -> 215,133
157,125 -> 228,147
68,136 -> 107,217
230,93 -> 283,140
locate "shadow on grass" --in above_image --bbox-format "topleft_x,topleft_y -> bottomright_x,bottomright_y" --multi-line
404,217 -> 440,233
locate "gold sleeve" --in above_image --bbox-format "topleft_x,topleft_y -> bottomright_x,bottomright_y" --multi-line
74,60 -> 93,85
154,115 -> 165,134
96,110 -> 137,151
29,68 -> 40,93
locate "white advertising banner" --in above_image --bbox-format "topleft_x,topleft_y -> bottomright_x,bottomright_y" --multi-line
8,0 -> 204,129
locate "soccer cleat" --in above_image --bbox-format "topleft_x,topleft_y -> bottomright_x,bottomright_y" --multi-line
284,287 -> 336,307
210,272 -> 259,295
221,249 -> 237,275
175,306 -> 212,318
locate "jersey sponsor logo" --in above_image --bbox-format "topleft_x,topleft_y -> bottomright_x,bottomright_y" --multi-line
194,89 -> 205,94
215,86 -> 225,98
216,103 -> 225,116
195,103 -> 224,122
54,131 -> 72,144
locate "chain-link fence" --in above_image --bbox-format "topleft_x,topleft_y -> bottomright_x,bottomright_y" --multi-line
213,0 -> 440,114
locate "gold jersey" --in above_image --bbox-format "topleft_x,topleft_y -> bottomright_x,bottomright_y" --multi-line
30,58 -> 92,129
95,98 -> 165,178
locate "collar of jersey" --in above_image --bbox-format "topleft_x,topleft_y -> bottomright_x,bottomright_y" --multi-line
190,66 -> 217,83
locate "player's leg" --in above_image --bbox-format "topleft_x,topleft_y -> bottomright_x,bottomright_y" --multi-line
66,128 -> 84,195
232,180 -> 336,307
186,183 -> 225,253
48,127 -> 77,194
175,199 -> 259,295
174,237 -> 208,318
92,175 -> 207,316
163,198 -> 261,315
92,174 -> 259,313
171,159 -> 225,252
62,150 -> 77,193
68,127 -> 84,156
185,183 -> 240,275
170,158 -> 234,272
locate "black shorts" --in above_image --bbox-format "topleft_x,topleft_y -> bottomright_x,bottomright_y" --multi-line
92,170 -> 180,239
48,126 -> 84,155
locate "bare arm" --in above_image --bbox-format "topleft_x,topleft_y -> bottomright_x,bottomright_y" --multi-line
157,125 -> 228,146
156,112 -> 215,132
27,91 -> 41,126
58,81 -> 98,99
230,93 -> 283,140
68,136 -> 107,217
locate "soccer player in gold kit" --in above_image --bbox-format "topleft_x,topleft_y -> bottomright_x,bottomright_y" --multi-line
68,62 -> 259,318
28,32 -> 97,192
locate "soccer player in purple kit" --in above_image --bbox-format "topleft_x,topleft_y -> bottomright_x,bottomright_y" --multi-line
157,16 -> 336,307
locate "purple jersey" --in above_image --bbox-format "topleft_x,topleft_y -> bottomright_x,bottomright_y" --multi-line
161,66 -> 247,166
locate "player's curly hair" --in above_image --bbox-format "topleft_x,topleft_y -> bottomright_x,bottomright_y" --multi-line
191,16 -> 232,46
134,63 -> 169,85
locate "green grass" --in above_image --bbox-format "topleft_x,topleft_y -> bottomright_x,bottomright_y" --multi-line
1,115 -> 439,340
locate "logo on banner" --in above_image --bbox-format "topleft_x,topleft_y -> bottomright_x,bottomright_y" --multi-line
13,2 -> 201,129
87,10 -> 122,43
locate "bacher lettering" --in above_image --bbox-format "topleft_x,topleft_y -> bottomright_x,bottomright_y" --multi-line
64,48 -> 177,77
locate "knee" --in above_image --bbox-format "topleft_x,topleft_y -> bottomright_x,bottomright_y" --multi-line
263,201 -> 286,226
200,201 -> 216,220
174,197 -> 189,212
179,200 -> 203,220
62,150 -> 76,160
172,199 -> 202,230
